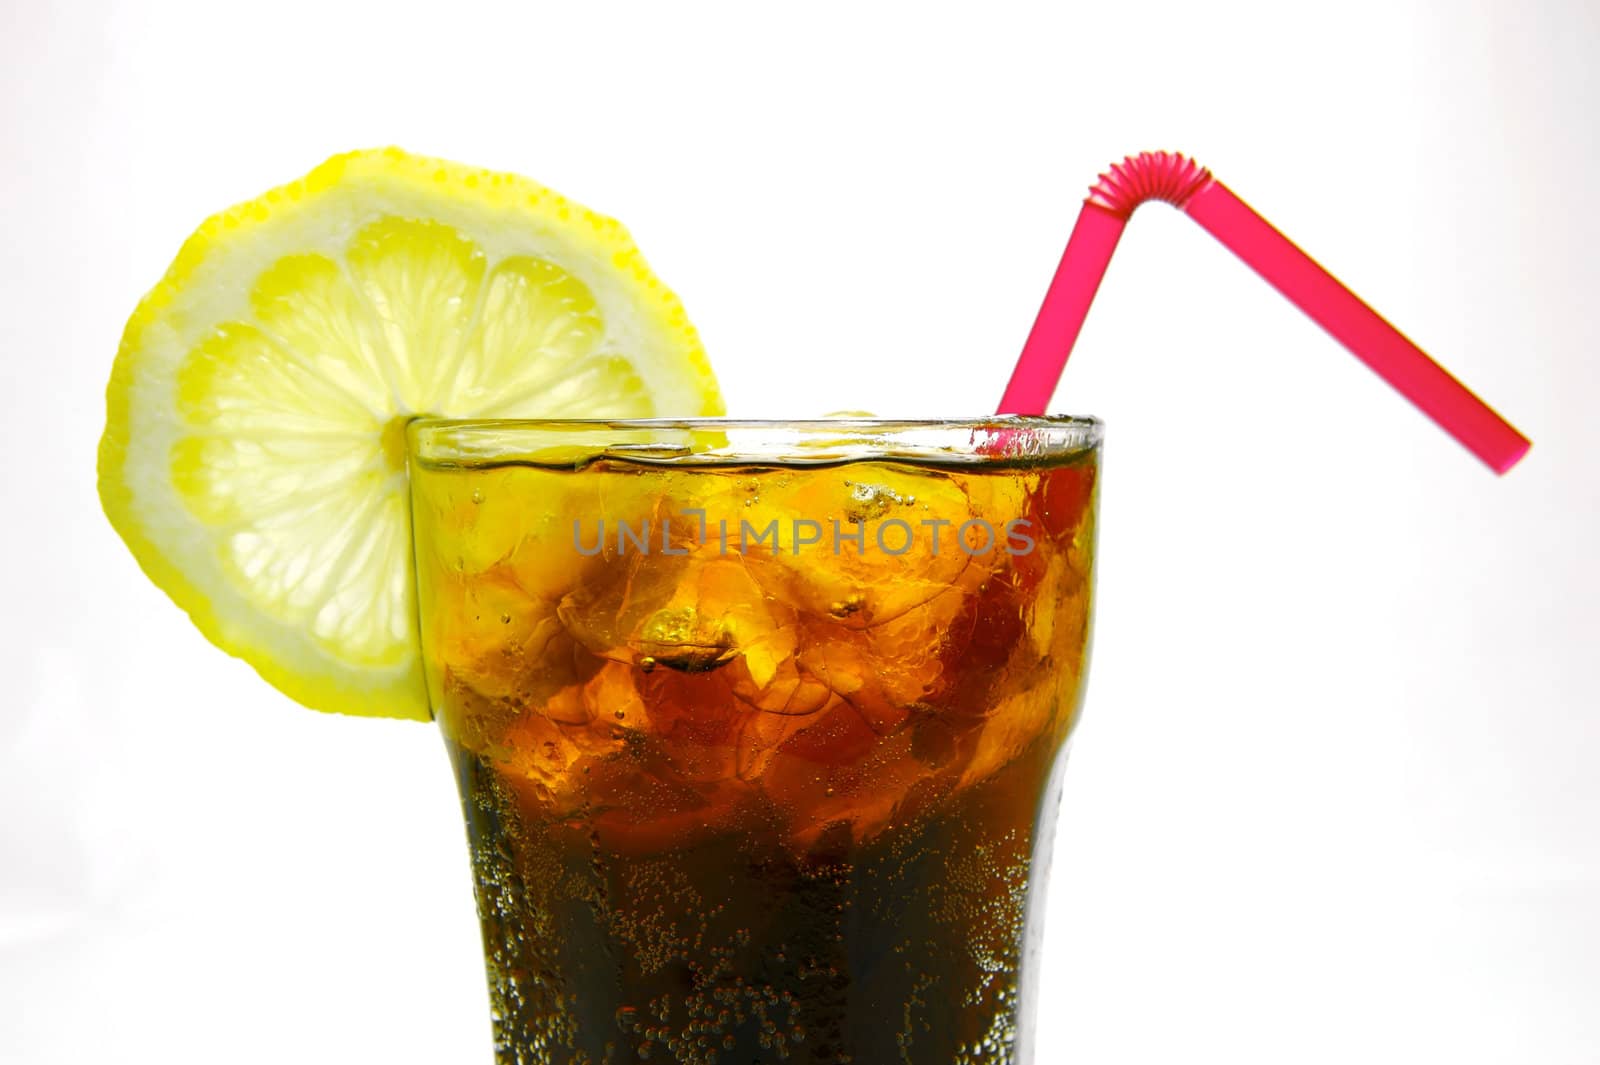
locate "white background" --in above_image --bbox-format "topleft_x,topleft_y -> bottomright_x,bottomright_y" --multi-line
3,1 -> 1597,1061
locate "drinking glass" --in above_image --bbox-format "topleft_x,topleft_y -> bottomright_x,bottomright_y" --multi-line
407,417 -> 1101,1064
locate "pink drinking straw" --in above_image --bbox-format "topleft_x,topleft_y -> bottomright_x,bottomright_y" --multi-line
998,151 -> 1532,474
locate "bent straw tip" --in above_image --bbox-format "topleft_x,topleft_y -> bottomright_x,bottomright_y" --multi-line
1491,436 -> 1532,475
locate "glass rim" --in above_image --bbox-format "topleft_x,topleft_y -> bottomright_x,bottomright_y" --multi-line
408,414 -> 1103,469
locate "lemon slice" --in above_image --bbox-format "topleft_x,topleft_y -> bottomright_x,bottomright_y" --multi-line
98,148 -> 723,721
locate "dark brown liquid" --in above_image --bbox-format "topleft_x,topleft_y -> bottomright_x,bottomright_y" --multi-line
414,455 -> 1098,1063
450,728 -> 1067,1065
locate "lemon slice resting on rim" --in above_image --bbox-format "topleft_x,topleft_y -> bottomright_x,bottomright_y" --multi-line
98,147 -> 723,721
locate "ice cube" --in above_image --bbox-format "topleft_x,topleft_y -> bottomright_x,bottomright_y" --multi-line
733,466 -> 986,628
